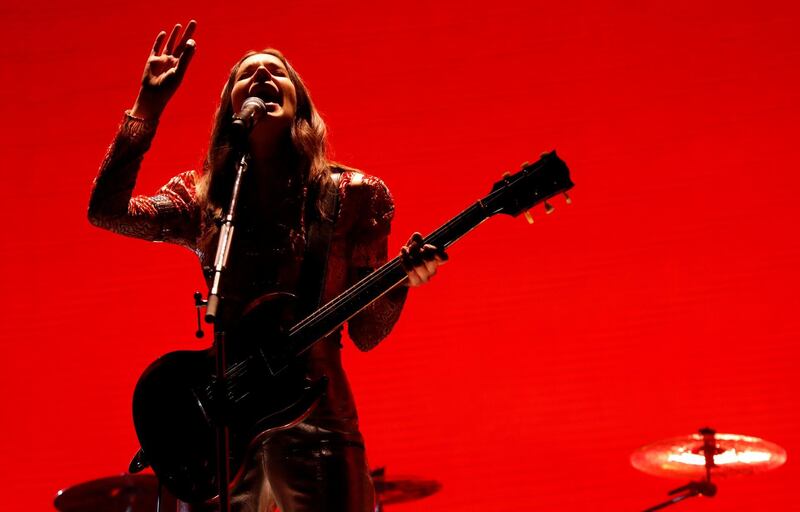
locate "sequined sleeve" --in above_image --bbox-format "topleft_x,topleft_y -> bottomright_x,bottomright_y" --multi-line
87,112 -> 200,249
339,172 -> 409,351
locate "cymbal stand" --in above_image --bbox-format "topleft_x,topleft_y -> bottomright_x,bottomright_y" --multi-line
642,480 -> 717,511
642,428 -> 719,512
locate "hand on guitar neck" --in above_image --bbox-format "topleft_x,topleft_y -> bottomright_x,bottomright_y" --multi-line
400,232 -> 448,287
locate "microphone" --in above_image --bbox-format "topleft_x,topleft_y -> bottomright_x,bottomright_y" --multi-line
231,97 -> 268,140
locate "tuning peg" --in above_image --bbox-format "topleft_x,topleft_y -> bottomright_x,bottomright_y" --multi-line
563,192 -> 572,205
544,201 -> 555,214
502,171 -> 511,179
519,161 -> 530,169
523,210 -> 534,224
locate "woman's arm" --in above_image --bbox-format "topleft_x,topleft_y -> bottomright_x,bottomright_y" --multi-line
88,22 -> 199,247
343,174 -> 445,351
88,114 -> 199,245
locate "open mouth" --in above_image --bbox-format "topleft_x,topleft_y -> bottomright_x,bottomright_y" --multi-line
249,83 -> 282,105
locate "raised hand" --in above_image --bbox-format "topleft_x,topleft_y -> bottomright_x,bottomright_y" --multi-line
400,232 -> 448,287
131,20 -> 197,120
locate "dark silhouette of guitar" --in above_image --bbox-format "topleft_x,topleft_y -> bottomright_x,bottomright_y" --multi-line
131,151 -> 574,503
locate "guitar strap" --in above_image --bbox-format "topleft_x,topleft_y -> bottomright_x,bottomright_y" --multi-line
296,171 -> 341,318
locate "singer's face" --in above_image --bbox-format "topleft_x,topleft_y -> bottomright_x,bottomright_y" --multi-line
231,54 -> 297,131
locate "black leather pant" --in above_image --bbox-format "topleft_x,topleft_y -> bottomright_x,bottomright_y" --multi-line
179,423 -> 375,512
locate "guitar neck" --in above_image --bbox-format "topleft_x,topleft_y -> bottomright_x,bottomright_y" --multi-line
264,150 -> 572,374
282,200 -> 490,362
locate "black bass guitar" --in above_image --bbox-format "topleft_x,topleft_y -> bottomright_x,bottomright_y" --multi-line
131,151 -> 574,503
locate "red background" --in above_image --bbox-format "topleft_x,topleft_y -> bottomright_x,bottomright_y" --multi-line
2,1 -> 799,510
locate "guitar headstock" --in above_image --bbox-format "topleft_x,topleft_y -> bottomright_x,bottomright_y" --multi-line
485,151 -> 573,219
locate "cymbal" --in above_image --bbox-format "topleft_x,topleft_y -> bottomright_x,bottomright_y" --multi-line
54,473 -> 177,512
371,468 -> 442,505
631,432 -> 787,479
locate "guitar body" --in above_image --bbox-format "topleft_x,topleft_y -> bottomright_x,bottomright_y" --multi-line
132,294 -> 327,504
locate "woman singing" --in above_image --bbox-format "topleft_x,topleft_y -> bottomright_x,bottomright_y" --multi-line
88,20 -> 445,512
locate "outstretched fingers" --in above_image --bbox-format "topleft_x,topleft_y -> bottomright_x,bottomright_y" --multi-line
164,23 -> 182,56
173,19 -> 197,58
150,20 -> 196,57
174,38 -> 196,79
150,31 -> 167,56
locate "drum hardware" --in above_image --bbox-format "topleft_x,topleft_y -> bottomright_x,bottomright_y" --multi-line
371,466 -> 442,511
54,474 -> 177,512
632,427 -> 787,511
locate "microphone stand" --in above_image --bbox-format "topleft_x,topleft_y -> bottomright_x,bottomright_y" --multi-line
204,149 -> 251,512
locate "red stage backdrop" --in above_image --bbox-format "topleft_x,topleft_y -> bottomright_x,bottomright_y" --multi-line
2,1 -> 799,510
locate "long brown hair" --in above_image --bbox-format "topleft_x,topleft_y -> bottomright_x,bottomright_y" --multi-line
196,49 -> 333,239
